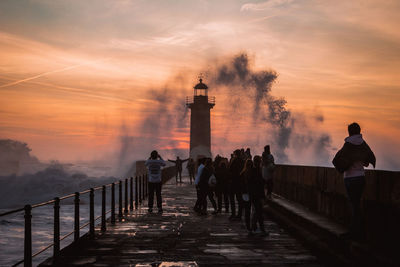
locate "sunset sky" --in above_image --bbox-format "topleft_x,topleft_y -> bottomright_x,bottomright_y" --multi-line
0,0 -> 399,171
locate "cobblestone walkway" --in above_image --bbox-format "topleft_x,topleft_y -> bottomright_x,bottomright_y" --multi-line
43,178 -> 324,266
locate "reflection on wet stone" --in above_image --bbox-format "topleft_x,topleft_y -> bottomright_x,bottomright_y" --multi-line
41,178 -> 323,266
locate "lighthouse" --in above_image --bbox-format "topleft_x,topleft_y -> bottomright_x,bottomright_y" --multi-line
186,78 -> 215,160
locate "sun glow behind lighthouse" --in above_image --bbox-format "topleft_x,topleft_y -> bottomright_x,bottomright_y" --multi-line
0,1 -> 399,170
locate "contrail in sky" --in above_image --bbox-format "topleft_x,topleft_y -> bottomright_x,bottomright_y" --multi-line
0,58 -> 110,89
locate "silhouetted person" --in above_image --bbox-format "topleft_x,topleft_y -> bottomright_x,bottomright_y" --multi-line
186,158 -> 195,184
333,122 -> 375,240
215,161 -> 229,213
168,156 -> 189,183
198,158 -> 217,215
245,148 -> 252,160
194,157 -> 206,213
229,149 -> 244,220
240,159 -> 254,233
145,150 -> 166,213
250,156 -> 267,236
262,145 -> 275,199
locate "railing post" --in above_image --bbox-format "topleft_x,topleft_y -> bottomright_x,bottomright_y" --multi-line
24,204 -> 32,267
111,183 -> 116,224
130,177 -> 133,210
53,197 -> 60,258
74,192 -> 80,242
139,175 -> 142,204
89,188 -> 94,237
143,175 -> 146,200
118,180 -> 123,221
145,174 -> 148,198
135,176 -> 138,209
101,185 -> 106,232
124,178 -> 128,213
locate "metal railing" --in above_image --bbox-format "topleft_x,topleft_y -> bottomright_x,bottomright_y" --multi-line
185,96 -> 216,105
0,175 -> 149,267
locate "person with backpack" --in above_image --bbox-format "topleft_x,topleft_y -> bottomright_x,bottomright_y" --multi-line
332,122 -> 376,239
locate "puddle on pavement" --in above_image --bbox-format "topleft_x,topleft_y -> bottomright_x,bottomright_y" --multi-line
206,243 -> 236,247
204,247 -> 263,258
70,257 -> 96,265
284,254 -> 317,261
209,233 -> 239,237
123,249 -> 157,254
135,262 -> 198,267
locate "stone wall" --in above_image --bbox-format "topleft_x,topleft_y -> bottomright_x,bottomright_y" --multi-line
273,164 -> 400,252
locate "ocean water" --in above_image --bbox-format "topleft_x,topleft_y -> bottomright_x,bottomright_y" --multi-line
0,191 -> 121,266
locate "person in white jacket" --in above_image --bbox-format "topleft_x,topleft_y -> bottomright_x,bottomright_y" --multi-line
145,150 -> 166,213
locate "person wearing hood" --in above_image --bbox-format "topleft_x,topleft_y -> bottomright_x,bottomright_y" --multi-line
333,122 -> 376,239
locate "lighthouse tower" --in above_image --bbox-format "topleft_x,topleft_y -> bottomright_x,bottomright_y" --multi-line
186,78 -> 215,160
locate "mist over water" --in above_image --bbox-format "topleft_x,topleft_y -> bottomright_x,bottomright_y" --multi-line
206,53 -> 332,164
116,75 -> 190,173
116,53 -> 333,168
0,162 -> 117,209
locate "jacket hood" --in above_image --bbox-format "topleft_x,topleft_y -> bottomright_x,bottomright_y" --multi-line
345,134 -> 364,145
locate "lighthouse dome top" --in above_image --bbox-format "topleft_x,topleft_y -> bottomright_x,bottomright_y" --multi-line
194,78 -> 208,90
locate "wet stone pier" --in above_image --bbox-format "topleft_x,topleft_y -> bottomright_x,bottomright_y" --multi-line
41,178 -> 324,267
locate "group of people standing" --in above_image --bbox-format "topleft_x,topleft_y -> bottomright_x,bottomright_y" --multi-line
192,146 -> 275,236
145,122 -> 375,241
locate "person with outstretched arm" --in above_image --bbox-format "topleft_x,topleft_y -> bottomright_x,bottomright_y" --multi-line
168,156 -> 189,183
145,150 -> 166,214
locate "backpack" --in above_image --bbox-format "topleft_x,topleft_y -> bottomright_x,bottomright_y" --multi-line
332,145 -> 353,173
208,174 -> 217,187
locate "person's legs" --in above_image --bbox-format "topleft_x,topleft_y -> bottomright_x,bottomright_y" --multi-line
236,191 -> 243,218
148,182 -> 155,211
155,182 -> 162,212
229,188 -> 236,218
207,190 -> 217,212
194,187 -> 201,212
266,178 -> 273,198
244,200 -> 251,231
216,190 -> 222,212
223,188 -> 229,213
344,176 -> 365,237
178,170 -> 182,183
253,198 -> 265,232
199,188 -> 208,214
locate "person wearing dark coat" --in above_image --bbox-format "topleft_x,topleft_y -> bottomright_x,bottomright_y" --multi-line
229,150 -> 245,220
198,158 -> 217,215
186,158 -> 195,184
332,122 -> 376,239
250,156 -> 267,235
239,159 -> 254,232
215,161 -> 229,213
